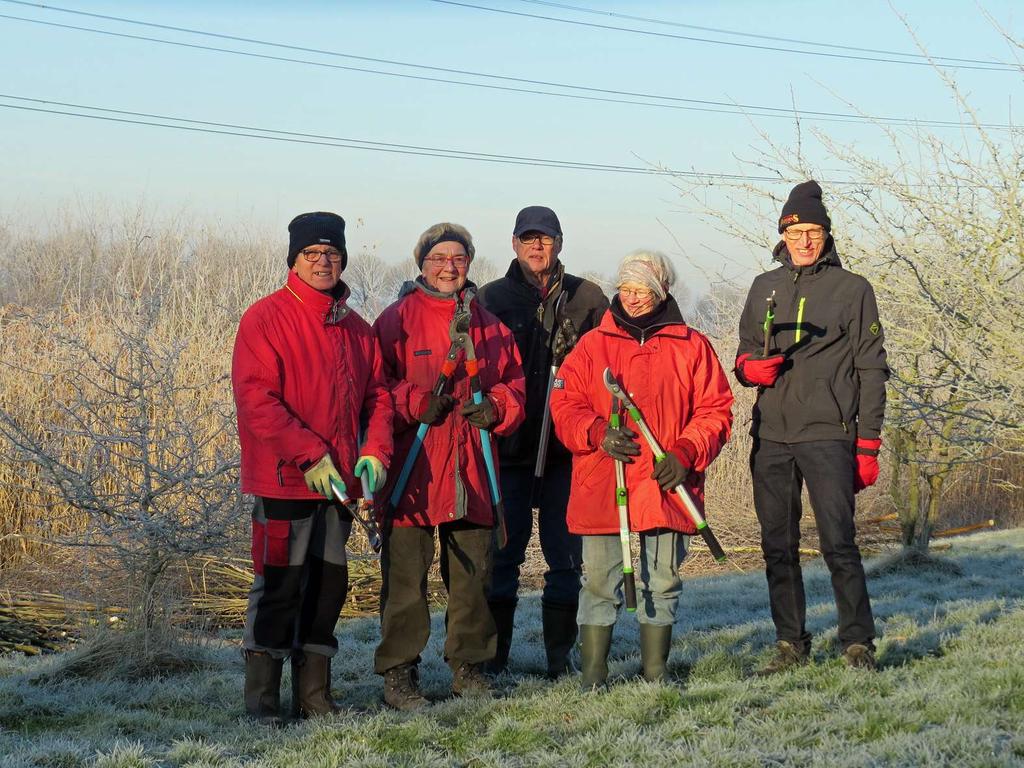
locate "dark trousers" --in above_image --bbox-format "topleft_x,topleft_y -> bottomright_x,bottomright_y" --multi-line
489,463 -> 582,606
751,439 -> 876,652
243,497 -> 351,659
374,520 -> 496,674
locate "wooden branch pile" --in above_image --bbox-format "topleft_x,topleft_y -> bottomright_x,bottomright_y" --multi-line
0,591 -> 82,654
179,555 -> 448,628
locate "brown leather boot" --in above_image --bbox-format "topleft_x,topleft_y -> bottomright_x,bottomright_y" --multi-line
290,651 -> 340,718
243,650 -> 283,726
755,640 -> 810,676
451,661 -> 492,698
383,663 -> 430,712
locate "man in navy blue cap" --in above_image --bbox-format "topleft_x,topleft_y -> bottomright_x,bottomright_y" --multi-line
477,206 -> 609,678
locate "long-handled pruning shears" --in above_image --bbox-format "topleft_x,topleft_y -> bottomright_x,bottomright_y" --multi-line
762,290 -> 776,357
330,478 -> 383,553
386,310 -> 469,513
452,323 -> 510,550
602,367 -> 727,562
610,398 -> 637,612
530,289 -> 569,514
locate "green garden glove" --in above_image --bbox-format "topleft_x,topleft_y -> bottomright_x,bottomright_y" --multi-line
354,455 -> 386,493
303,454 -> 344,500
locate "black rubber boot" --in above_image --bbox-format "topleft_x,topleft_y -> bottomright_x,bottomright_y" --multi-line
486,598 -> 517,675
243,650 -> 283,726
290,651 -> 340,719
639,623 -> 672,682
579,624 -> 613,690
542,600 -> 579,679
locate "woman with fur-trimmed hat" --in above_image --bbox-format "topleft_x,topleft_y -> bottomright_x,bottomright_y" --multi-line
550,249 -> 734,688
372,222 -> 526,710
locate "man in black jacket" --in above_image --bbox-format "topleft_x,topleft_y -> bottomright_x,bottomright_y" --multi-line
477,206 -> 609,677
735,181 -> 889,673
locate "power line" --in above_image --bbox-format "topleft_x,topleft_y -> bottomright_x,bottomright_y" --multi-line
429,0 -> 1020,72
0,6 -> 1014,131
515,0 -> 1008,67
0,93 -> 788,180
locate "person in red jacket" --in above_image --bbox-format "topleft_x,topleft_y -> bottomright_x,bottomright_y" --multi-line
372,222 -> 526,711
550,250 -> 733,688
232,212 -> 393,723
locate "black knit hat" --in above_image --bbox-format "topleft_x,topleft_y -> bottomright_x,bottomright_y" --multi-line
778,181 -> 831,234
287,212 -> 347,269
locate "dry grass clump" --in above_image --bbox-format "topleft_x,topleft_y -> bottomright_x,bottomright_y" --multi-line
44,623 -> 216,681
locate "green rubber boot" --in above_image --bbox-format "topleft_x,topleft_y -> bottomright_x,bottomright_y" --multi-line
579,624 -> 613,690
639,623 -> 672,682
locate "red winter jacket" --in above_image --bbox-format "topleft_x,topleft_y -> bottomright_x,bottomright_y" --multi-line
550,301 -> 734,535
232,271 -> 393,499
374,281 -> 526,528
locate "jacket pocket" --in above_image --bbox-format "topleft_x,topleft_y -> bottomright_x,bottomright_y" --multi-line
263,519 -> 291,569
826,380 -> 849,433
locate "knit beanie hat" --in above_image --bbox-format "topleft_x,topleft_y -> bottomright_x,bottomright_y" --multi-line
778,180 -> 831,234
615,249 -> 676,303
288,212 -> 347,269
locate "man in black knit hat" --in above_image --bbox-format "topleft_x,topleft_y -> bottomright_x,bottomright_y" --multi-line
233,212 -> 393,721
734,181 -> 889,673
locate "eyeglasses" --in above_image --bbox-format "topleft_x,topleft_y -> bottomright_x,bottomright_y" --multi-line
782,227 -> 826,242
299,248 -> 344,263
618,287 -> 654,300
423,254 -> 470,268
518,233 -> 556,246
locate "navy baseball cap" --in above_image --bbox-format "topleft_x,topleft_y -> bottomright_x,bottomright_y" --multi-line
513,206 -> 562,238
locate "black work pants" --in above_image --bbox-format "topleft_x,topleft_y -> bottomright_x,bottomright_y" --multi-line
489,463 -> 582,607
243,497 -> 352,659
374,520 -> 496,674
751,438 -> 875,652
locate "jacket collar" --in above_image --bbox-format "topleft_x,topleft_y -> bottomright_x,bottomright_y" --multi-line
772,238 -> 842,276
284,270 -> 351,325
399,275 -> 478,306
505,258 -> 564,299
602,294 -> 687,340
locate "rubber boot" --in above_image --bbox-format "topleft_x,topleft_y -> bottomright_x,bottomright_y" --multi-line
542,600 -> 579,679
579,624 -> 613,690
486,598 -> 517,675
639,623 -> 672,682
243,650 -> 283,726
290,651 -> 340,719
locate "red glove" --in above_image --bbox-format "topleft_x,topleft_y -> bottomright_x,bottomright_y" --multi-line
854,437 -> 882,493
735,353 -> 785,387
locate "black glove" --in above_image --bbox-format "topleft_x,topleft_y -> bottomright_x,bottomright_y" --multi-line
600,424 -> 641,463
460,398 -> 497,429
416,393 -> 457,425
551,317 -> 579,363
650,452 -> 690,491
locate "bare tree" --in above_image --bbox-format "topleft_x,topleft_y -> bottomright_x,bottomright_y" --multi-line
677,35 -> 1024,552
0,290 -> 241,632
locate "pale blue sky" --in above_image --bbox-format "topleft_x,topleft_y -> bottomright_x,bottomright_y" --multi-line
2,0 -> 1022,290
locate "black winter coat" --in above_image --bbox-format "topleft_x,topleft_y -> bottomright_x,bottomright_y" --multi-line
477,260 -> 609,468
735,241 -> 889,443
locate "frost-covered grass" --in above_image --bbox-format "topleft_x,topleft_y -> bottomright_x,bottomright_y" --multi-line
2,530 -> 1024,767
